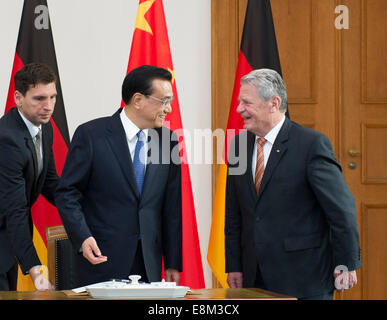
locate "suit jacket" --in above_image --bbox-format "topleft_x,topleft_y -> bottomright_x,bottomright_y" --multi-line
55,108 -> 182,286
225,117 -> 361,298
0,107 -> 59,274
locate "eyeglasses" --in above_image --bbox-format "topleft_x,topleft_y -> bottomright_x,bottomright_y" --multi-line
145,94 -> 174,107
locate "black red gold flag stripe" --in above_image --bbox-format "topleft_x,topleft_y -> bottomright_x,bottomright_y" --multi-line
3,0 -> 69,290
208,0 -> 287,288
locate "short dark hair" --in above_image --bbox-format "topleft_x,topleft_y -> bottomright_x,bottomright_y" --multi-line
14,63 -> 57,96
122,65 -> 172,104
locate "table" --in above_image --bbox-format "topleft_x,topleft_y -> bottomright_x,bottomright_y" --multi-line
0,288 -> 295,300
0,288 -> 296,319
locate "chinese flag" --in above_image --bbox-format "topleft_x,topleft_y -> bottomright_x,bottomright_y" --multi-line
125,0 -> 205,288
207,0 -> 288,288
3,0 -> 69,290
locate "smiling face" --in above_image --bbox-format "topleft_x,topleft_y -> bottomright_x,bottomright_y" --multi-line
236,83 -> 282,137
139,78 -> 173,128
15,82 -> 57,126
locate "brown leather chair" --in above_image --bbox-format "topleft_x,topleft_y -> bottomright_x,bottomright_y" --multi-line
45,225 -> 78,290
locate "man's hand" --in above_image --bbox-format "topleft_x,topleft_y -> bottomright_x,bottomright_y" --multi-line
29,265 -> 55,291
227,272 -> 243,288
81,236 -> 108,265
165,268 -> 180,284
334,267 -> 358,292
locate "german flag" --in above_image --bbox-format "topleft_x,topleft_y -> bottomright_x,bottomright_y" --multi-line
3,0 -> 69,290
207,0 -> 287,288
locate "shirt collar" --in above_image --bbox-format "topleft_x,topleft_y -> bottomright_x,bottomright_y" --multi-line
18,109 -> 42,139
120,108 -> 148,142
257,115 -> 286,145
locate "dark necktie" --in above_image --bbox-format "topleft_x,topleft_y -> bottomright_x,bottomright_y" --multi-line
255,137 -> 266,193
34,129 -> 42,174
133,130 -> 145,195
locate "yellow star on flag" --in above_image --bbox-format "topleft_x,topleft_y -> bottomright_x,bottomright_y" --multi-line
134,0 -> 155,35
167,68 -> 175,84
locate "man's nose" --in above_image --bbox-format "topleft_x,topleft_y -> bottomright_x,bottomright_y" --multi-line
236,102 -> 244,114
165,103 -> 172,113
44,99 -> 55,111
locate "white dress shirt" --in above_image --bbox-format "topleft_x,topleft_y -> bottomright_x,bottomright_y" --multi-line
18,109 -> 43,174
120,109 -> 148,171
251,116 -> 286,180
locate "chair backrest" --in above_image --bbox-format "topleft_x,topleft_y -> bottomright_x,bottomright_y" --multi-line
45,225 -> 78,290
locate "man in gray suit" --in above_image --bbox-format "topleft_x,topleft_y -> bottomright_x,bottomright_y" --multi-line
225,69 -> 361,299
55,65 -> 182,287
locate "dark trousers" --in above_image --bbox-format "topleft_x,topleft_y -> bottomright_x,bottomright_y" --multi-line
254,264 -> 267,290
254,265 -> 333,300
299,292 -> 334,300
129,241 -> 148,283
0,263 -> 18,291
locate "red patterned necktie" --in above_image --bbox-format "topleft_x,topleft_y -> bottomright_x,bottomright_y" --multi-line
255,137 -> 266,193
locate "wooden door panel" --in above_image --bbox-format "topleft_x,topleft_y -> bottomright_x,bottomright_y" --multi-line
361,204 -> 387,299
362,124 -> 387,184
361,0 -> 387,102
271,0 -> 318,104
271,0 -> 338,144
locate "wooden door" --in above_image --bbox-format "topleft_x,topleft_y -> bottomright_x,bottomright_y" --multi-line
211,0 -> 387,299
339,0 -> 387,300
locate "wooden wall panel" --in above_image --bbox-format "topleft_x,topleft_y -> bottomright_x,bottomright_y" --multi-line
361,204 -> 387,299
271,0 -> 338,142
340,0 -> 387,300
271,0 -> 317,104
362,123 -> 387,184
361,0 -> 387,103
211,0 -> 239,200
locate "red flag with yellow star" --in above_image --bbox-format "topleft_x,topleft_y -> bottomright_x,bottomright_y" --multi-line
124,0 -> 205,288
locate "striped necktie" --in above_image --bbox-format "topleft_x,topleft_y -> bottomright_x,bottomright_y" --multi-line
254,137 -> 266,193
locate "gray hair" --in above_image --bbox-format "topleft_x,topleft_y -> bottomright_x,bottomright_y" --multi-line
241,69 -> 287,113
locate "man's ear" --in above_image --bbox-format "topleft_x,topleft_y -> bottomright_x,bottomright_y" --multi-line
131,92 -> 144,110
270,96 -> 281,112
14,90 -> 24,107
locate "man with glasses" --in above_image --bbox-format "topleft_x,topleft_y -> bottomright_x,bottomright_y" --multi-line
55,65 -> 182,287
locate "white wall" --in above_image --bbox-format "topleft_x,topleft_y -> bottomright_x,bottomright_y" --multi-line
0,0 -> 212,288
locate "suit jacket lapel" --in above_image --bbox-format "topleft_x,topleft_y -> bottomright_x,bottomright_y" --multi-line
256,117 -> 290,201
41,124 -> 50,171
36,123 -> 51,188
140,127 -> 163,202
11,108 -> 40,186
106,108 -> 140,198
245,131 -> 258,200
25,136 -> 40,191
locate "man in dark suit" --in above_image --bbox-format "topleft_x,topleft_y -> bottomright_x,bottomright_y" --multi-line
225,68 -> 361,299
0,63 -> 58,291
55,65 -> 182,287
